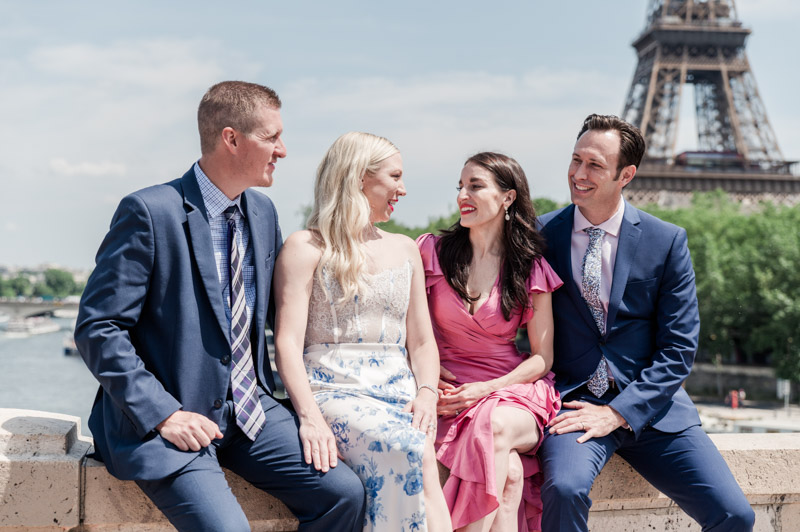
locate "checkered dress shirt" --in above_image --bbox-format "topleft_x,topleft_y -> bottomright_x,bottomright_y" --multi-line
193,162 -> 255,326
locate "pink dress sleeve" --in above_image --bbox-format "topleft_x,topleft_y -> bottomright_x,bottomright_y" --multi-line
520,257 -> 563,324
415,233 -> 444,293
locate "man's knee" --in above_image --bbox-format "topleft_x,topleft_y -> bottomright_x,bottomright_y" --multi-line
322,465 -> 366,511
714,499 -> 755,532
541,470 -> 593,502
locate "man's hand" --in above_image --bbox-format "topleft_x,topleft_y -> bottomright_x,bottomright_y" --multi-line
156,410 -> 223,451
547,401 -> 628,443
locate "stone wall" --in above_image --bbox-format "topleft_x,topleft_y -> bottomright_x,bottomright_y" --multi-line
2,408 -> 799,531
685,362 -> 797,401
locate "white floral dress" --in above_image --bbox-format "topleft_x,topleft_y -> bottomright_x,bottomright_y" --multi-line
303,261 -> 426,532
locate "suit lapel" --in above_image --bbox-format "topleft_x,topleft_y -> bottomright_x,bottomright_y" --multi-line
607,202 -> 642,330
181,170 -> 230,340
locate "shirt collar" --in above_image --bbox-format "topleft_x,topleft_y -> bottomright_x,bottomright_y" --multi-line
193,162 -> 244,220
573,197 -> 625,237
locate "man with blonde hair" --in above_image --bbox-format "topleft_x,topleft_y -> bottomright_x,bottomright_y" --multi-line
76,81 -> 365,531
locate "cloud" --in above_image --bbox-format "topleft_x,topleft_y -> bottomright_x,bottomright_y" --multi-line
50,158 -> 126,177
28,39 -> 236,91
288,69 -> 620,119
4,222 -> 19,233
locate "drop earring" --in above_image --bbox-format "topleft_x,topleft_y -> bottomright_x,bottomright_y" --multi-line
504,206 -> 510,221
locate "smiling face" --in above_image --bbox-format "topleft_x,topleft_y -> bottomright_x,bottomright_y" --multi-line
457,162 -> 515,230
362,152 -> 405,223
568,129 -> 635,225
236,105 -> 287,189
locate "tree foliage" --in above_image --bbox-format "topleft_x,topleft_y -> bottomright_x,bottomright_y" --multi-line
1,269 -> 80,299
643,192 -> 800,380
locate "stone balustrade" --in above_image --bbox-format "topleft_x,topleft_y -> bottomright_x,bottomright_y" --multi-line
2,408 -> 799,531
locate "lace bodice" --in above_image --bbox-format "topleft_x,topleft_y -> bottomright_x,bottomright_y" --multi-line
304,261 -> 412,347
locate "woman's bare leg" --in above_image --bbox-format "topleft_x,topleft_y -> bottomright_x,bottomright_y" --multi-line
460,406 -> 540,532
423,436 -> 453,532
490,451 -> 524,531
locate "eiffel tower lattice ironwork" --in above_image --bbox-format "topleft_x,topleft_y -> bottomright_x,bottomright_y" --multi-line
621,0 -> 800,207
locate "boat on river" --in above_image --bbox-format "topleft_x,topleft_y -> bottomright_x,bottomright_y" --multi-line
5,317 -> 61,338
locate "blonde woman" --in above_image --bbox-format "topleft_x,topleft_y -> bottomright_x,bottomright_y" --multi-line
273,132 -> 451,532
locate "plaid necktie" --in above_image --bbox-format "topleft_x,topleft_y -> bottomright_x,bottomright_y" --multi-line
582,227 -> 609,398
224,206 -> 266,440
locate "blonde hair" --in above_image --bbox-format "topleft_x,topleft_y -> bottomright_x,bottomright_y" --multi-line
307,132 -> 400,303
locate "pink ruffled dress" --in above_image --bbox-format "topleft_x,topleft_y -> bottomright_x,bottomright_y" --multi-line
416,233 -> 563,532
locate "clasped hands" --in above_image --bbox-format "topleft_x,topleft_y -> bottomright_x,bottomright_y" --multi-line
547,401 -> 628,443
436,365 -> 492,417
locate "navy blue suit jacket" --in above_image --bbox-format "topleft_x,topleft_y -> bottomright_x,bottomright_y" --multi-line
75,167 -> 282,480
539,201 -> 701,438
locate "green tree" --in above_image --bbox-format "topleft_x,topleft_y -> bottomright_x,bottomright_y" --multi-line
42,268 -> 77,298
0,279 -> 14,298
8,276 -> 33,297
644,192 -> 800,381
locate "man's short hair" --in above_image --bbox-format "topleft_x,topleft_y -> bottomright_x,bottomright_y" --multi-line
577,114 -> 646,170
197,81 -> 282,154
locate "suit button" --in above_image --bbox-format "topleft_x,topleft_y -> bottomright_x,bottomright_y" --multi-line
221,355 -> 231,365
213,399 -> 223,409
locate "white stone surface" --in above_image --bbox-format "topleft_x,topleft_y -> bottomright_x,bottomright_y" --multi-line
0,408 -> 91,530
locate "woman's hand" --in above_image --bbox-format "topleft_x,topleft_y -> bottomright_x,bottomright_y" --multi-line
404,387 -> 439,438
437,381 -> 494,416
298,414 -> 339,472
438,365 -> 457,392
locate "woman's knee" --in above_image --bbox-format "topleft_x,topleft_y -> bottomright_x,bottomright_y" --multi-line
505,452 -> 524,488
491,408 -> 539,452
491,413 -> 512,450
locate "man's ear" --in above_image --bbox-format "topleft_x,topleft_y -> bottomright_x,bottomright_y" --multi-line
619,165 -> 636,187
220,127 -> 238,153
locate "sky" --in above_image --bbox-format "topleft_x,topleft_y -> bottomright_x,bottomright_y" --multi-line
1,0 -> 798,269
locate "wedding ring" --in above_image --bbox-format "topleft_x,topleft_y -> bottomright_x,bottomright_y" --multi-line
580,422 -> 585,431
427,423 -> 435,431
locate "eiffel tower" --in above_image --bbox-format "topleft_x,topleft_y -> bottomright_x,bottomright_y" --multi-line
621,0 -> 800,207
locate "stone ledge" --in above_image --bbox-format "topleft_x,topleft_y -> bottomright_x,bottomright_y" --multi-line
2,408 -> 800,531
0,409 -> 92,530
82,457 -> 298,532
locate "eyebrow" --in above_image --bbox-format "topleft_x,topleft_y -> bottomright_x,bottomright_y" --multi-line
573,152 -> 606,165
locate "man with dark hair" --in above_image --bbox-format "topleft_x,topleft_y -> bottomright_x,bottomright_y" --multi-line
537,114 -> 754,531
76,81 -> 365,531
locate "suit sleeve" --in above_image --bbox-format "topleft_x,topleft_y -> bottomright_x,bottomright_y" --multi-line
75,194 -> 182,438
608,227 -> 700,437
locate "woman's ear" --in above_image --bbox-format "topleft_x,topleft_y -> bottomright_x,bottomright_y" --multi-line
505,189 -> 517,207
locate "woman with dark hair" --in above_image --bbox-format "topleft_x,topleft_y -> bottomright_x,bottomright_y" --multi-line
416,152 -> 562,531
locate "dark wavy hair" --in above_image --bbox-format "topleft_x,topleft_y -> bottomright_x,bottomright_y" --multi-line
437,152 -> 545,321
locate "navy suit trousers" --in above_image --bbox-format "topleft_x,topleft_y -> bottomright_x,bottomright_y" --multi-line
136,392 -> 365,532
539,395 -> 754,532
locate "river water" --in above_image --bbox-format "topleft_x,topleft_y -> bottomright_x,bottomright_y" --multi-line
0,318 -> 97,436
